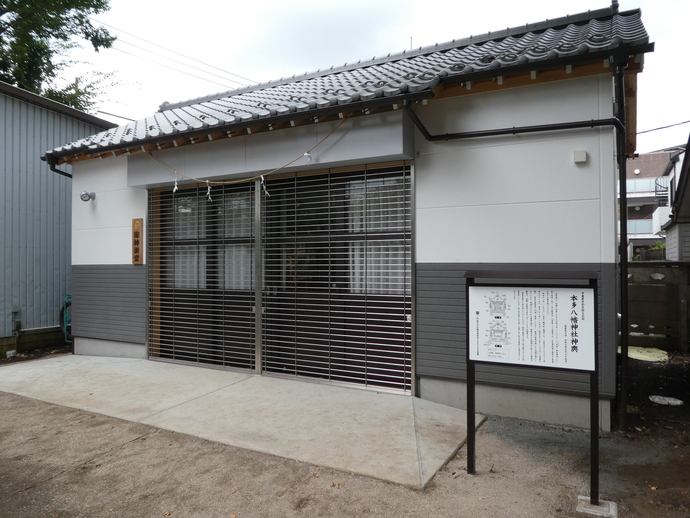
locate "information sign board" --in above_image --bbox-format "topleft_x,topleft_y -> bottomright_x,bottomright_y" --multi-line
468,285 -> 595,371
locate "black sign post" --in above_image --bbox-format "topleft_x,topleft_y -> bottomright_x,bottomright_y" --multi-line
465,278 -> 601,509
467,355 -> 476,475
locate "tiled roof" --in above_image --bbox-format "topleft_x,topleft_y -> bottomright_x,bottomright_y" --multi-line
46,4 -> 650,163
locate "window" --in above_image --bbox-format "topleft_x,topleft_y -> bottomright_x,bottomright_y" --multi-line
150,163 -> 412,389
261,164 -> 412,390
149,183 -> 256,369
164,185 -> 254,291
221,191 -> 254,290
265,168 -> 410,295
347,176 -> 410,294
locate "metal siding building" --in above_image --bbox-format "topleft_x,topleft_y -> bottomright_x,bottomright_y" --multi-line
0,81 -> 113,349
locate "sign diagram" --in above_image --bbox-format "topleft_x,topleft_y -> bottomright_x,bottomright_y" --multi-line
469,286 -> 595,371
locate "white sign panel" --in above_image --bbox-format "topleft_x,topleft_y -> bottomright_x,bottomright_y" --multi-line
468,286 -> 595,371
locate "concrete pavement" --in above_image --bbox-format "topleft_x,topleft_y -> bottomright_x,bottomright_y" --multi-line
0,354 -> 478,488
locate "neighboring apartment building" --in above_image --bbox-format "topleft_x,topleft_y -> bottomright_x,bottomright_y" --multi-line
0,81 -> 114,356
626,145 -> 686,260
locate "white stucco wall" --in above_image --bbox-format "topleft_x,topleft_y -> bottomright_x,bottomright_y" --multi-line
72,155 -> 148,265
653,206 -> 672,235
70,111 -> 414,266
127,111 -> 414,189
71,74 -> 618,268
414,74 -> 617,265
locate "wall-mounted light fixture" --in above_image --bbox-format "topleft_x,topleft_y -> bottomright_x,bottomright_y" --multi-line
80,191 -> 96,202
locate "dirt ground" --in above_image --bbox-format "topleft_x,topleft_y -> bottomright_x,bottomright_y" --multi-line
1,348 -> 688,517
618,352 -> 690,517
1,343 -> 74,365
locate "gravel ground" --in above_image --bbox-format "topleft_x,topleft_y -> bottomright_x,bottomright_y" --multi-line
1,350 -> 688,517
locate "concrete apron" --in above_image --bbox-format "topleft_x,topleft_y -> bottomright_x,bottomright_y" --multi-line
0,355 -> 481,488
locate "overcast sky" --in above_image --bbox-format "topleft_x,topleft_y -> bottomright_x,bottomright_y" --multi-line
65,0 -> 689,153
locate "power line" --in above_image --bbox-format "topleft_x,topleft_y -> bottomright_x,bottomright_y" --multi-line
90,17 -> 256,85
96,110 -> 134,122
110,46 -> 236,90
115,38 -> 249,87
637,120 -> 690,135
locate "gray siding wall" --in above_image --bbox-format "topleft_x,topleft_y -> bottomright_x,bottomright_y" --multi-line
416,263 -> 618,397
1,90 -> 108,338
680,225 -> 690,261
666,226 -> 679,261
72,265 -> 147,344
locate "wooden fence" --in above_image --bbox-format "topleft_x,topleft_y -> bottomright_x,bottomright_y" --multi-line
628,261 -> 689,353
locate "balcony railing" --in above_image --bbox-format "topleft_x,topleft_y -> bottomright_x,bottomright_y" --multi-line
626,178 -> 658,194
627,219 -> 653,234
624,177 -> 670,206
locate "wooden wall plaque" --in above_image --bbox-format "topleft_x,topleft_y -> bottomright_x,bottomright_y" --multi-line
132,218 -> 143,264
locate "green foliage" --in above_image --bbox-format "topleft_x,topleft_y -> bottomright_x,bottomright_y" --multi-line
649,241 -> 667,251
43,70 -> 115,112
0,0 -> 115,110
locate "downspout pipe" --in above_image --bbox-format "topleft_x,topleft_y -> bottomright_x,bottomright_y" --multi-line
613,59 -> 630,432
42,154 -> 72,178
404,105 -> 624,141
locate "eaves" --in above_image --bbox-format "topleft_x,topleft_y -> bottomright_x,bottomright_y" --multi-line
45,91 -> 434,166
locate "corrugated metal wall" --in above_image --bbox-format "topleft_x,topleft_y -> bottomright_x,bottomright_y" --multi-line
0,90 -> 107,338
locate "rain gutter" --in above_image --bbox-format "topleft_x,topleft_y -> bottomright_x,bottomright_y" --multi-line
44,155 -> 72,178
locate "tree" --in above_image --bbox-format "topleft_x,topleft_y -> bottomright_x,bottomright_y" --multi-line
42,71 -> 115,112
0,0 -> 115,110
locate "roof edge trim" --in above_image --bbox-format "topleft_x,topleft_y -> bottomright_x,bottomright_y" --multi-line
46,91 -> 434,163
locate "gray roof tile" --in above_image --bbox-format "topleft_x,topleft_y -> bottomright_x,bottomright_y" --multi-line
47,6 -> 650,162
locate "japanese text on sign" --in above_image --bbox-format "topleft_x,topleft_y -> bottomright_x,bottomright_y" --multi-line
468,286 -> 595,371
132,218 -> 143,265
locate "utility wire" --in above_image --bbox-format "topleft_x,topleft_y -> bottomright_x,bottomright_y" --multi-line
637,120 -> 690,135
90,17 -> 256,85
97,110 -> 134,122
110,46 -> 236,90
115,38 -> 249,87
